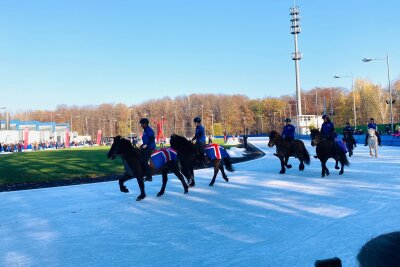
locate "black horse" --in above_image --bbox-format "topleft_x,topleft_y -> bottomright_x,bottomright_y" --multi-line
170,134 -> 234,186
310,129 -> 349,177
268,130 -> 310,174
342,131 -> 356,157
107,136 -> 189,201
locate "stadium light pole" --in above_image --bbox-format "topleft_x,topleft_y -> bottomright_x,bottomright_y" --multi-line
334,75 -> 357,129
362,54 -> 393,133
290,5 -> 302,119
0,107 -> 5,131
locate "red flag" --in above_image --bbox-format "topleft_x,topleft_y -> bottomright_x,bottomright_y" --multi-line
96,130 -> 102,145
65,129 -> 70,148
23,127 -> 29,149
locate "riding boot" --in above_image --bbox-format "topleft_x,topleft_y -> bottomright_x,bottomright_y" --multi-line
143,162 -> 152,182
364,134 -> 368,146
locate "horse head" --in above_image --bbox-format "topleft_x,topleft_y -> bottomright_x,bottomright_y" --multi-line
170,134 -> 196,154
368,128 -> 376,137
310,129 -> 321,147
107,135 -> 136,160
268,131 -> 281,147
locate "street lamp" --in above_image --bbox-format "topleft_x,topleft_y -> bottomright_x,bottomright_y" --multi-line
0,107 -> 5,131
362,54 -> 393,133
334,74 -> 357,129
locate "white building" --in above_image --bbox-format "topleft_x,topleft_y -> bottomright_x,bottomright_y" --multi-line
292,115 -> 323,135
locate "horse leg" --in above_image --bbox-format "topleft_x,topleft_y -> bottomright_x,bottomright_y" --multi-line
157,169 -> 168,197
209,161 -> 220,186
119,173 -> 131,193
299,160 -> 305,171
375,146 -> 378,158
219,163 -> 229,182
136,177 -> 146,201
321,159 -> 329,177
339,162 -> 344,175
172,167 -> 189,194
285,156 -> 292,169
189,167 -> 195,187
279,157 -> 286,174
335,159 -> 340,170
369,146 -> 373,156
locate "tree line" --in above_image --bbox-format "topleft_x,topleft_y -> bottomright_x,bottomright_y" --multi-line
12,78 -> 400,137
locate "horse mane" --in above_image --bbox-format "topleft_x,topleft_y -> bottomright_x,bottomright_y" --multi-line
170,134 -> 197,154
269,130 -> 281,138
117,136 -> 141,159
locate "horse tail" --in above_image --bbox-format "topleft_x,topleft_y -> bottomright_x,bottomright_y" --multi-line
296,140 -> 310,165
302,147 -> 311,165
223,157 -> 234,172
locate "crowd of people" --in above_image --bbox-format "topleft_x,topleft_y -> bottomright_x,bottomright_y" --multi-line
0,140 -> 96,153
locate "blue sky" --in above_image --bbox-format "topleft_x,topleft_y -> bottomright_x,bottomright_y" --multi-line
0,0 -> 399,113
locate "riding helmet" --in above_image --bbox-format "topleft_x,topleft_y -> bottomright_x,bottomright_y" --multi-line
139,118 -> 149,124
370,117 -> 374,121
193,117 -> 201,123
346,122 -> 350,125
285,118 -> 291,122
322,114 -> 328,119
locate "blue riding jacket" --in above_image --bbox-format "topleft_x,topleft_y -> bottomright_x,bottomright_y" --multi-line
321,120 -> 335,139
343,125 -> 354,134
193,124 -> 206,143
282,124 -> 295,139
368,122 -> 378,130
142,125 -> 156,149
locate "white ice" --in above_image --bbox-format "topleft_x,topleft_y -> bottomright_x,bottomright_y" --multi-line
0,137 -> 399,267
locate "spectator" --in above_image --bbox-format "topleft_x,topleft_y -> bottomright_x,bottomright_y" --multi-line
357,231 -> 400,267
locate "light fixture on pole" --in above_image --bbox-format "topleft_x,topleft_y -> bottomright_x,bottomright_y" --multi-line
362,54 -> 393,133
334,75 -> 357,129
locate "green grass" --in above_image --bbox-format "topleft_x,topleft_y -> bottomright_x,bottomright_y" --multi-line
0,147 -> 122,186
0,138 -> 238,186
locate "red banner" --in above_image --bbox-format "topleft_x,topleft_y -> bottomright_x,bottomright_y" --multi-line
96,130 -> 102,145
156,117 -> 166,143
23,127 -> 29,149
65,129 -> 70,148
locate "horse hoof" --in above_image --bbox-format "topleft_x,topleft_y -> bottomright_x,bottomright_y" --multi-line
287,164 -> 292,169
209,182 -> 214,186
157,192 -> 164,197
339,171 -> 344,175
299,166 -> 304,171
136,194 -> 146,201
335,166 -> 340,170
184,189 -> 189,194
279,170 -> 285,174
223,177 -> 229,182
120,187 -> 129,193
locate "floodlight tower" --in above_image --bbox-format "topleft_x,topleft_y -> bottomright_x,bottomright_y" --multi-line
290,5 -> 302,118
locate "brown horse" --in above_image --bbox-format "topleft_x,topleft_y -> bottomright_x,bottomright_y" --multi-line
170,134 -> 234,186
107,136 -> 189,201
268,130 -> 310,174
310,129 -> 349,177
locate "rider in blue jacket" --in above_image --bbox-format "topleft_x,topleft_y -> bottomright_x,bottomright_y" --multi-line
282,118 -> 295,141
321,114 -> 335,140
139,118 -> 156,182
364,118 -> 382,146
192,117 -> 206,163
342,122 -> 356,147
